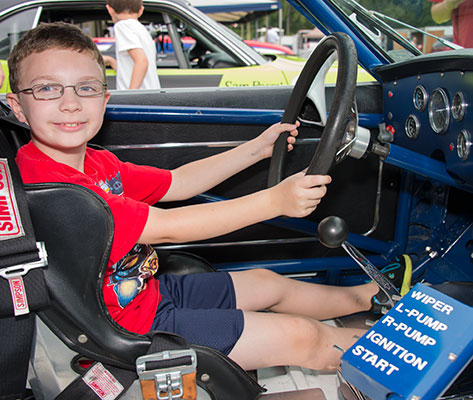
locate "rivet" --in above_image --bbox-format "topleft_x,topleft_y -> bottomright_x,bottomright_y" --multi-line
201,373 -> 210,382
78,334 -> 88,344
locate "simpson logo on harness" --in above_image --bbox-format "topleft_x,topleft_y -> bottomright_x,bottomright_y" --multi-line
0,158 -> 24,239
0,133 -> 49,399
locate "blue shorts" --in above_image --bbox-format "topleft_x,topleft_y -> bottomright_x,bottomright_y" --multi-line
151,272 -> 244,355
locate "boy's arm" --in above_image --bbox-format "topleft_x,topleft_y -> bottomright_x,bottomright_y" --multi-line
139,172 -> 330,244
128,48 -> 149,89
103,55 -> 117,71
161,122 -> 299,202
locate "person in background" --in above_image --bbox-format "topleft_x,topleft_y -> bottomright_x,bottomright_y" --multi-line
429,0 -> 473,47
266,26 -> 279,44
104,0 -> 160,89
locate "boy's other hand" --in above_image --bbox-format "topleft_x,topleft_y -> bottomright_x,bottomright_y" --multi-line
254,121 -> 300,160
270,172 -> 331,218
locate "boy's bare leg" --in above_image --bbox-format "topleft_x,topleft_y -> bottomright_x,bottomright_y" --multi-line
228,310 -> 366,370
230,269 -> 379,320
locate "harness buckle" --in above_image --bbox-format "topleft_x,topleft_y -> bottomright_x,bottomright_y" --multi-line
0,242 -> 48,280
136,349 -> 197,400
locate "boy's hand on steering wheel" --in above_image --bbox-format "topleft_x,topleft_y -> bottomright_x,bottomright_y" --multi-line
254,121 -> 300,160
270,172 -> 331,218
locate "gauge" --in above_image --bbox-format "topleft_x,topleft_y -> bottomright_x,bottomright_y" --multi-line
405,114 -> 420,139
451,91 -> 466,121
457,130 -> 471,160
413,85 -> 428,111
428,88 -> 450,134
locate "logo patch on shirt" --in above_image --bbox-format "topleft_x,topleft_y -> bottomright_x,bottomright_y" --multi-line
98,172 -> 124,195
108,244 -> 159,308
0,159 -> 24,240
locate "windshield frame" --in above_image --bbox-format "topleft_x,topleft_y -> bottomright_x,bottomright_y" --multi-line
289,0 -> 389,80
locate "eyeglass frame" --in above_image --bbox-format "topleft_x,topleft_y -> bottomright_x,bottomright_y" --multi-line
15,80 -> 108,100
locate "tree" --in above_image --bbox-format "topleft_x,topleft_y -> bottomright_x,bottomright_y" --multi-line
262,0 -> 436,37
356,0 -> 435,27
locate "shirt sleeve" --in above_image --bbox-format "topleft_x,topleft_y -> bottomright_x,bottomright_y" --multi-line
119,160 -> 172,205
114,20 -> 143,52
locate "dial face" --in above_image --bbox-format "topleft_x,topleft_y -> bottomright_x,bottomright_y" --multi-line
428,88 -> 450,134
457,130 -> 471,160
413,85 -> 428,111
452,91 -> 466,121
405,114 -> 420,139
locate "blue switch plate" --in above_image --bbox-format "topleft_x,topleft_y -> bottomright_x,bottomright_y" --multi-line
341,283 -> 473,399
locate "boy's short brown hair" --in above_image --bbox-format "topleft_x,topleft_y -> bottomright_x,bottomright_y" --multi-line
106,0 -> 143,14
8,22 -> 106,93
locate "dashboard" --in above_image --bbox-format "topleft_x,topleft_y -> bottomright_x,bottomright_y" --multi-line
377,50 -> 473,186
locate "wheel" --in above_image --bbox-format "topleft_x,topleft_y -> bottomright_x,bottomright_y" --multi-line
268,32 -> 358,186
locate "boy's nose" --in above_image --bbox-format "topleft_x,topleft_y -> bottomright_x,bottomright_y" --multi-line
59,86 -> 82,111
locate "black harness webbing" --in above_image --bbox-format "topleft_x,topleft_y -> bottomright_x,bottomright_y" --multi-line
0,133 -> 49,400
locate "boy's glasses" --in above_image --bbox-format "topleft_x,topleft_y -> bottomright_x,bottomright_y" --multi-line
16,80 -> 107,100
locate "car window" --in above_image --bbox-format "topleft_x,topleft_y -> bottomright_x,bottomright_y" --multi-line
330,0 -> 463,63
35,6 -> 245,70
172,17 -> 241,69
0,1 -> 281,91
0,7 -> 38,60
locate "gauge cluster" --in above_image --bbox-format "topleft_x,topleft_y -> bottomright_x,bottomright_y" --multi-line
384,69 -> 473,184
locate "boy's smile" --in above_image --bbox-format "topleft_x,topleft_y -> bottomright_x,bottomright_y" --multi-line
7,48 -> 110,170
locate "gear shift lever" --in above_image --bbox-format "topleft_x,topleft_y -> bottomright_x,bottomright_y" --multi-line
318,216 -> 401,308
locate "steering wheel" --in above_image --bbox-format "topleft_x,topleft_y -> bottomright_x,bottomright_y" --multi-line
268,32 -> 358,187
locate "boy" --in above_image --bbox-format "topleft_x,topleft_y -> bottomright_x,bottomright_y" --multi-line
6,23 -> 410,371
104,0 -> 160,89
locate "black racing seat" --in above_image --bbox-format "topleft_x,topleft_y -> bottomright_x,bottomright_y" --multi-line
25,182 -> 264,399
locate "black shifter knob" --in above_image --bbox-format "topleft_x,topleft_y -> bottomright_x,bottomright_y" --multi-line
318,216 -> 349,248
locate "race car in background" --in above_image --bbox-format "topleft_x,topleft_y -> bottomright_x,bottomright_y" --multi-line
0,0 -> 373,91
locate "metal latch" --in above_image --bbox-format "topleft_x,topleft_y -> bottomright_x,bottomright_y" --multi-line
0,242 -> 48,280
136,349 -> 197,400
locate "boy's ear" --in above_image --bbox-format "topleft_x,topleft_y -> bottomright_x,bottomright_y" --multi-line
104,90 -> 111,106
105,4 -> 115,19
138,5 -> 144,17
6,93 -> 29,126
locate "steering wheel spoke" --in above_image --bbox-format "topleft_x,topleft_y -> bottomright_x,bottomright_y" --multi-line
334,100 -> 359,163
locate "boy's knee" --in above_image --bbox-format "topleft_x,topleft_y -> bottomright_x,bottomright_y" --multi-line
284,316 -> 321,350
251,268 -> 279,280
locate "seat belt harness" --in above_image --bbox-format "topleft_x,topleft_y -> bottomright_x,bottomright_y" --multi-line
137,349 -> 197,400
0,137 -> 49,317
0,133 -> 49,399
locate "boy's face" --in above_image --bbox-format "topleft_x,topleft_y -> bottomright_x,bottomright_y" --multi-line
7,48 -> 110,158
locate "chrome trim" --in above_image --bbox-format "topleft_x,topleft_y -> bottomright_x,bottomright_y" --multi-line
405,114 -> 420,139
105,138 -> 320,151
32,5 -> 41,26
428,87 -> 450,135
413,85 -> 428,112
283,272 -> 318,279
451,91 -> 466,121
154,237 -> 317,251
362,158 -> 382,236
457,129 -> 472,161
